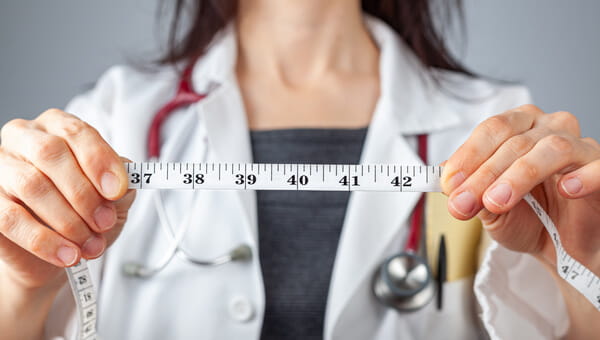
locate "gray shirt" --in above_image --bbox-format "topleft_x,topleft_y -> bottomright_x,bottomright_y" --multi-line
250,128 -> 368,340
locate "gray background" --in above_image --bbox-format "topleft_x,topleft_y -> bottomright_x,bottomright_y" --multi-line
1,0 -> 599,139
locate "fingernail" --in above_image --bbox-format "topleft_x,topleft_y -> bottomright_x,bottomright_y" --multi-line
486,183 -> 512,207
562,177 -> 582,196
94,204 -> 116,231
82,235 -> 105,258
101,172 -> 120,198
447,172 -> 466,191
450,191 -> 477,217
57,246 -> 78,266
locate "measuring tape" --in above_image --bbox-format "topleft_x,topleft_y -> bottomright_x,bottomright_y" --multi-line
65,162 -> 600,339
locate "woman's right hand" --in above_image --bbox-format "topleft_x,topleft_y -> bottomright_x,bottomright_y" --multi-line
0,108 -> 135,291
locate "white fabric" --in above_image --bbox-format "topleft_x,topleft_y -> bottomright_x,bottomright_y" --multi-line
42,16 -> 569,340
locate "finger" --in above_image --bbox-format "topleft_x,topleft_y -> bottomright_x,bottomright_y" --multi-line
0,156 -> 106,259
442,105 -> 543,193
483,134 -> 598,214
558,137 -> 600,199
447,128 -> 550,219
0,197 -> 81,267
35,109 -> 128,200
1,125 -> 118,233
559,158 -> 600,199
103,189 -> 137,246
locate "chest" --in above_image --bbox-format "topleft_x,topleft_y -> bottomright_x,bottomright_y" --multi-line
237,72 -> 379,130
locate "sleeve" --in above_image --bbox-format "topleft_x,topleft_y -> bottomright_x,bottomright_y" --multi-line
42,66 -> 124,340
473,86 -> 570,340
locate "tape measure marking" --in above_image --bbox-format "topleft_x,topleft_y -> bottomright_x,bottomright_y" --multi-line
125,162 -> 443,192
522,194 -> 600,310
66,162 -> 600,340
65,259 -> 98,340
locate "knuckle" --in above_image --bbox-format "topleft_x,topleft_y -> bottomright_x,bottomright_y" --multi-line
515,104 -> 543,114
70,183 -> 91,203
553,110 -> 576,122
506,134 -> 534,156
481,115 -> 512,136
57,118 -> 92,139
80,146 -> 114,170
69,182 -> 98,210
0,204 -> 21,235
453,145 -> 480,171
582,137 -> 600,149
1,119 -> 29,140
541,134 -> 573,155
59,219 -> 86,241
31,135 -> 68,163
16,168 -> 51,200
39,108 -> 66,120
462,145 -> 480,161
477,165 -> 501,184
552,111 -> 580,134
27,229 -> 46,255
515,158 -> 539,180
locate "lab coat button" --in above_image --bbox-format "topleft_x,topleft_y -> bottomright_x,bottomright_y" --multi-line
229,296 -> 254,322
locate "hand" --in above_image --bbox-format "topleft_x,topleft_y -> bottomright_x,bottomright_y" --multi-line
441,104 -> 600,337
0,109 -> 135,290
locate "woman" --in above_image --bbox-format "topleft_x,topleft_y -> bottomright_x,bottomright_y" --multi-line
0,0 -> 598,339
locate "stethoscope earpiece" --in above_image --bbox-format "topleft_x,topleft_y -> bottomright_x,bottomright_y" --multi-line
373,252 -> 435,312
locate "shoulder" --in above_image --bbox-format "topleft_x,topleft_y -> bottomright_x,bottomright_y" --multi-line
69,64 -> 179,112
434,70 -> 533,125
65,63 -> 179,117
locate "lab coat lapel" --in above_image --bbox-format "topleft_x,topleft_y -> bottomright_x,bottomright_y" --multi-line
199,79 -> 258,242
191,27 -> 259,243
324,17 -> 462,338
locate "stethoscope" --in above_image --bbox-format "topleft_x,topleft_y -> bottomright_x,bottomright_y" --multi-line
121,61 -> 436,312
372,134 -> 436,312
121,64 -> 253,278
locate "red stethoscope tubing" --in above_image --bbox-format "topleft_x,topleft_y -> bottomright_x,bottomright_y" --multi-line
147,63 -> 206,160
148,61 -> 427,254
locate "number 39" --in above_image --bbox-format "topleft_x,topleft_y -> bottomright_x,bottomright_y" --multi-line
235,174 -> 256,185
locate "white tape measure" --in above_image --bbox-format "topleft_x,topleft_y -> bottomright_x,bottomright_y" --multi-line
125,162 -> 443,192
65,162 -> 600,339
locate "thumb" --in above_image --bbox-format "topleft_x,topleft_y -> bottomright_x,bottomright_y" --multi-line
477,201 -> 545,255
104,188 -> 136,247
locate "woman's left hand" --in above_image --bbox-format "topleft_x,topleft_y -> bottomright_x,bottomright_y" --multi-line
441,104 -> 600,306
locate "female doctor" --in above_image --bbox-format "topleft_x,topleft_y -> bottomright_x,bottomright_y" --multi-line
0,0 -> 599,339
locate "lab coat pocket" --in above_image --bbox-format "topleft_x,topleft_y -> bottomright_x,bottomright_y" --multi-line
374,278 -> 483,340
425,192 -> 483,282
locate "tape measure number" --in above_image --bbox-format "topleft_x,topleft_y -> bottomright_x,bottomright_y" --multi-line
65,162 -> 600,340
66,260 -> 98,340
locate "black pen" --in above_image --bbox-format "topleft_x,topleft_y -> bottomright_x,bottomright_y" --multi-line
436,234 -> 447,311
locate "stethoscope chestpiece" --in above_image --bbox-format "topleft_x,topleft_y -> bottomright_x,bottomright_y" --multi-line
372,252 -> 435,312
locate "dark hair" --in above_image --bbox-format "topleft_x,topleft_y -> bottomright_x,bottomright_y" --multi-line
158,0 -> 471,76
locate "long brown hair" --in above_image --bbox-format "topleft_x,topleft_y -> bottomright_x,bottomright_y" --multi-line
158,0 -> 471,76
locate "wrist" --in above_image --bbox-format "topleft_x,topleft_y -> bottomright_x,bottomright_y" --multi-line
0,265 -> 65,340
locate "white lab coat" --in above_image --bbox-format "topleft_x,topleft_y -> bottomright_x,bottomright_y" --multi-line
44,17 -> 569,340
